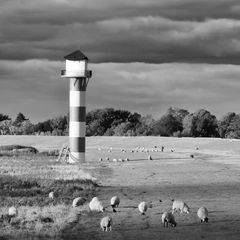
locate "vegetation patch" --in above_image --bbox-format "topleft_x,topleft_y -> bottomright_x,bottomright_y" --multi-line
0,175 -> 98,208
0,145 -> 38,156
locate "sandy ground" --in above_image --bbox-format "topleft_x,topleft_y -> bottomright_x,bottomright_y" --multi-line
1,136 -> 240,239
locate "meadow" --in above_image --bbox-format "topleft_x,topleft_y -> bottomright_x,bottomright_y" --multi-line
0,136 -> 240,239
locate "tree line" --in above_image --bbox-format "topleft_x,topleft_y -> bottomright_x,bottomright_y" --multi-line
0,108 -> 240,138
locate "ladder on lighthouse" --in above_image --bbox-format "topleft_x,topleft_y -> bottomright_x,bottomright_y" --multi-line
57,145 -> 70,163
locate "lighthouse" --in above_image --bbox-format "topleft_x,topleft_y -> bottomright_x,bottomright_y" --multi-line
61,50 -> 92,163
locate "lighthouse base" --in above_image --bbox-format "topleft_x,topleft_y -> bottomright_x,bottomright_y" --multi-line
69,152 -> 85,163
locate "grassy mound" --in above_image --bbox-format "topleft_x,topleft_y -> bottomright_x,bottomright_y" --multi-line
0,145 -> 38,156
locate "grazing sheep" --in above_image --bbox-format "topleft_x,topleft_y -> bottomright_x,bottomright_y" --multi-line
108,150 -> 112,153
8,207 -> 18,217
89,197 -> 104,212
162,211 -> 177,227
113,158 -> 117,162
100,216 -> 112,231
171,149 -> 175,152
72,197 -> 86,208
110,196 -> 120,213
106,157 -> 110,161
197,207 -> 209,223
125,157 -> 129,161
99,157 -> 103,162
138,202 -> 149,215
148,155 -> 153,160
172,200 -> 190,214
48,191 -> 54,199
118,158 -> 123,162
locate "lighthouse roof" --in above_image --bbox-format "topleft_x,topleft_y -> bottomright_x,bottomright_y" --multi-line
64,50 -> 88,61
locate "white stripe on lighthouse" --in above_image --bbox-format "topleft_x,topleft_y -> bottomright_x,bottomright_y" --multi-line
69,152 -> 85,163
69,121 -> 86,137
70,91 -> 86,107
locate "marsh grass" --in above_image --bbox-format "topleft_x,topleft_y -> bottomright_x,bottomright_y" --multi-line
0,144 -> 98,239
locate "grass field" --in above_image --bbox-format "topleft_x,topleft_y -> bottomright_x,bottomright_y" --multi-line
0,136 -> 240,239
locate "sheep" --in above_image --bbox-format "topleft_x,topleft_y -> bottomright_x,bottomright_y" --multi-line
48,191 -> 54,199
118,158 -> 123,162
72,197 -> 86,208
172,200 -> 190,214
99,157 -> 103,162
190,154 -> 194,158
100,216 -> 112,231
112,158 -> 117,162
110,196 -> 120,213
8,206 -> 18,217
125,157 -> 129,161
89,197 -> 104,212
162,211 -> 177,227
148,155 -> 153,160
197,207 -> 209,223
138,201 -> 152,215
106,157 -> 110,161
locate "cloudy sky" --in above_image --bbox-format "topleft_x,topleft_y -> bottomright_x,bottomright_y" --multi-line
1,0 -> 240,122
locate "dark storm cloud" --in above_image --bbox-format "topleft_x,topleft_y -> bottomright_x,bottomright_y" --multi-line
1,0 -> 240,63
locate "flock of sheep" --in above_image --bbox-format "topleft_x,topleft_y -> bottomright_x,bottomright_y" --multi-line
98,145 -> 197,163
2,195 -> 209,232
101,197 -> 208,231
95,145 -> 204,231
81,195 -> 208,232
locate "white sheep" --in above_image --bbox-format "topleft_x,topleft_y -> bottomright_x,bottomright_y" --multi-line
125,157 -> 129,161
72,197 -> 86,208
8,206 -> 18,217
118,158 -> 123,162
172,199 -> 190,214
197,207 -> 209,223
148,155 -> 153,160
48,191 -> 54,199
110,196 -> 120,213
99,157 -> 103,162
113,158 -> 117,162
138,201 -> 152,215
89,197 -> 104,212
100,216 -> 112,231
106,157 -> 110,161
162,211 -> 177,227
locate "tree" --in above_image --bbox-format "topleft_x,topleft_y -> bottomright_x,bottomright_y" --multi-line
225,114 -> 240,139
182,113 -> 196,137
13,112 -> 28,127
218,112 -> 236,138
153,108 -> 188,136
0,120 -> 14,135
154,114 -> 182,136
182,109 -> 219,137
0,114 -> 10,122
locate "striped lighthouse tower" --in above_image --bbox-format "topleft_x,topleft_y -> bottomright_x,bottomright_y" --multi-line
61,50 -> 92,163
